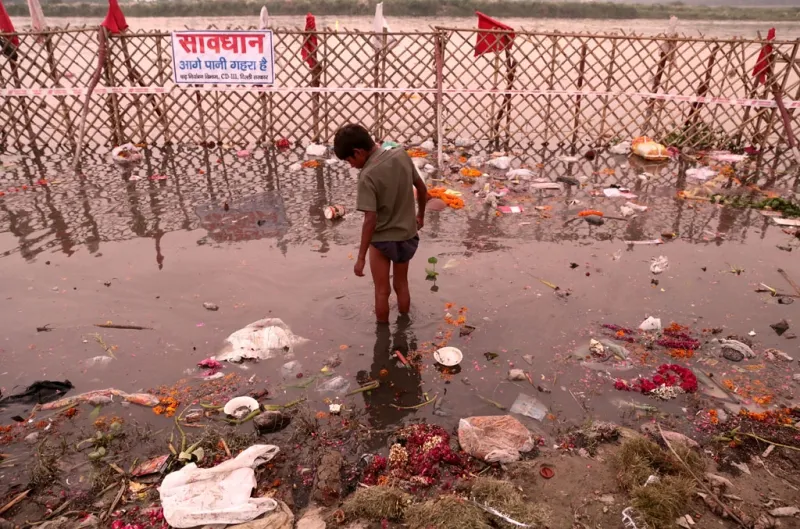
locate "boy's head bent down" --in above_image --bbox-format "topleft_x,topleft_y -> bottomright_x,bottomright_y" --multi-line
334,123 -> 377,169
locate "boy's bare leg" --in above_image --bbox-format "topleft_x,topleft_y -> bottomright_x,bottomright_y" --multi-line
392,261 -> 411,315
369,246 -> 391,323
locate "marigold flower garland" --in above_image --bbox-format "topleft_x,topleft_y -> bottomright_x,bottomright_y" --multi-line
428,187 -> 464,210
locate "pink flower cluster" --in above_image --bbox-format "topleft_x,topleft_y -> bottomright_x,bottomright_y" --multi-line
110,507 -> 166,529
614,364 -> 698,394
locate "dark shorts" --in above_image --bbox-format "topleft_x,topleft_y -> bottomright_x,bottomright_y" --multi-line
371,235 -> 419,264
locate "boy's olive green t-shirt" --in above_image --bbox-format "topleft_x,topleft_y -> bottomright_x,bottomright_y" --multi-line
356,148 -> 419,243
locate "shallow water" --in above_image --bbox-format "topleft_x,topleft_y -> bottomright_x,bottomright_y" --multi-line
0,145 -> 798,463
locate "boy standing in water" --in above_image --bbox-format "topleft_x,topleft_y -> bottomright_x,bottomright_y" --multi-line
334,124 -> 427,323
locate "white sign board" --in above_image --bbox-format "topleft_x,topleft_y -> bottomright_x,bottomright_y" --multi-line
171,30 -> 275,85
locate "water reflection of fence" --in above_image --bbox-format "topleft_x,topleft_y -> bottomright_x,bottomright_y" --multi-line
0,26 -> 799,154
0,147 -> 794,263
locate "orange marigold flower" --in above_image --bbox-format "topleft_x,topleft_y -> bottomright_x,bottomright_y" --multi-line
578,210 -> 604,217
406,148 -> 428,158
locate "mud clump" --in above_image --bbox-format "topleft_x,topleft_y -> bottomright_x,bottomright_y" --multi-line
312,450 -> 343,506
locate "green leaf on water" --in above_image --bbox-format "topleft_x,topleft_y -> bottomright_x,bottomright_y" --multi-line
89,405 -> 102,420
427,256 -> 438,265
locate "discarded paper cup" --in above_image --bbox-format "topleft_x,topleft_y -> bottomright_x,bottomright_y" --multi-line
223,396 -> 260,419
323,204 -> 346,220
434,346 -> 463,367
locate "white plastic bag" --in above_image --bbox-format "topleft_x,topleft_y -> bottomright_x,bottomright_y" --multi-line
650,255 -> 669,274
488,156 -> 512,170
639,316 -> 662,331
160,445 -> 280,528
509,393 -> 547,421
608,141 -> 631,155
506,168 -> 534,180
317,376 -> 351,395
305,144 -> 327,157
625,201 -> 648,212
686,167 -> 717,181
217,318 -> 308,362
455,137 -> 475,147
419,139 -> 435,152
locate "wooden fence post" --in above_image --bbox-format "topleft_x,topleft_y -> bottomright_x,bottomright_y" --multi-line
435,30 -> 444,172
643,36 -> 672,135
44,33 -> 76,149
598,38 -> 617,145
72,27 -> 108,171
155,35 -> 171,144
103,31 -> 125,145
570,40 -> 588,152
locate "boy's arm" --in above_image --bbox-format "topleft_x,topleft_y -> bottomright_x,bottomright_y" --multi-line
355,212 -> 377,277
355,175 -> 378,277
413,169 -> 427,229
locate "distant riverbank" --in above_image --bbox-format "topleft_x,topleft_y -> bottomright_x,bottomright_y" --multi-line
6,0 -> 800,22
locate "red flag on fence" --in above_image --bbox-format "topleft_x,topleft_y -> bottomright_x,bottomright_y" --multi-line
101,0 -> 129,35
0,0 -> 19,46
301,12 -> 319,70
474,12 -> 514,57
752,27 -> 775,86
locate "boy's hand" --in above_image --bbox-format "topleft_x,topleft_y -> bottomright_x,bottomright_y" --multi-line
354,258 -> 366,277
416,214 -> 425,230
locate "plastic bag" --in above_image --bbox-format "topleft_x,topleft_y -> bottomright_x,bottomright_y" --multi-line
455,137 -> 475,147
506,168 -> 534,180
650,256 -> 669,274
509,393 -> 548,421
305,144 -> 327,157
160,445 -> 280,528
217,318 -> 308,362
488,156 -> 512,170
686,167 -> 717,181
608,141 -> 631,155
625,201 -> 648,212
419,139 -> 435,152
317,376 -> 351,395
281,361 -> 302,378
639,316 -> 662,331
458,416 -> 534,463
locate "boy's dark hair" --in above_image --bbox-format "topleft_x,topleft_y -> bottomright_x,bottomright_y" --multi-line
333,124 -> 375,160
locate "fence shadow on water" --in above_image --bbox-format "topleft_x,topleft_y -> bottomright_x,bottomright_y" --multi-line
1,25 -> 799,155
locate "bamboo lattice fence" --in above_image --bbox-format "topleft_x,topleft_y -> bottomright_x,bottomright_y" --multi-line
1,25 -> 799,155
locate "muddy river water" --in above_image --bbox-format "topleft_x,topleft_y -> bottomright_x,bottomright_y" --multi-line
1,144 -> 798,450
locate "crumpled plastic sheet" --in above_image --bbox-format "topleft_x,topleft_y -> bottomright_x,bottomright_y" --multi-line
608,141 -> 632,155
488,156 -> 512,170
458,415 -> 534,464
650,256 -> 669,274
217,318 -> 308,362
160,445 -> 280,528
